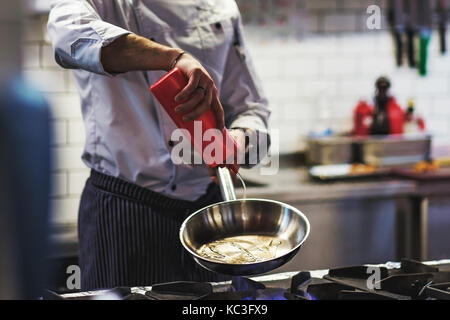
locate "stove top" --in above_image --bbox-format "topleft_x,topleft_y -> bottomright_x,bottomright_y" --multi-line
53,258 -> 450,300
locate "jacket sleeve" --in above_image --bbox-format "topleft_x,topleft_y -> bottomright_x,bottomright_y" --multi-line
220,16 -> 271,166
47,0 -> 131,75
220,17 -> 270,133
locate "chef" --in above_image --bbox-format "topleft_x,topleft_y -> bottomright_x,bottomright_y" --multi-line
47,0 -> 270,290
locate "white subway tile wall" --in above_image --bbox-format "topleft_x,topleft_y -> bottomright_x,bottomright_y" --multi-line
21,3 -> 450,224
247,30 -> 450,152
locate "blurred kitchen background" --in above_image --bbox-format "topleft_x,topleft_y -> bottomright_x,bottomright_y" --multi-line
6,0 -> 450,293
20,0 -> 450,224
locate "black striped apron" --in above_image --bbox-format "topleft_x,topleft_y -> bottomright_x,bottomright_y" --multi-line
78,170 -> 230,290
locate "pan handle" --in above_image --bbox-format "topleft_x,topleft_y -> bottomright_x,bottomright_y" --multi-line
216,166 -> 237,201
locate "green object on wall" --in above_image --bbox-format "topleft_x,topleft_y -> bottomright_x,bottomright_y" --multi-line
419,35 -> 431,77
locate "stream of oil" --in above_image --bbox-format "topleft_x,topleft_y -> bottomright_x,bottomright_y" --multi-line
197,235 -> 288,264
236,172 -> 246,199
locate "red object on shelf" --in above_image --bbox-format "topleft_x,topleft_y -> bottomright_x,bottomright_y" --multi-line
418,117 -> 426,131
353,100 -> 373,136
352,98 -> 406,136
150,68 -> 238,173
386,98 -> 405,134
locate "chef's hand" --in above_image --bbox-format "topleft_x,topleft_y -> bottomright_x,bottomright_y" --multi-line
173,53 -> 225,130
207,129 -> 246,184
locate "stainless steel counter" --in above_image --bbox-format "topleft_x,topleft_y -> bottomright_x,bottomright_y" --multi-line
237,167 -> 416,202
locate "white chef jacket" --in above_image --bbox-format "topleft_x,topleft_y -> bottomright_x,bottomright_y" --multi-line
47,0 -> 270,200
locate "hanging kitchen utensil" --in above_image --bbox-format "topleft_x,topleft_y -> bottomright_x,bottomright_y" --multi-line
438,0 -> 448,53
417,0 -> 433,76
419,35 -> 431,76
405,0 -> 419,68
389,0 -> 441,72
389,0 -> 406,66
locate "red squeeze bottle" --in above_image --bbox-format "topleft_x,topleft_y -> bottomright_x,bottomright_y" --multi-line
353,100 -> 373,137
386,98 -> 405,135
150,68 -> 238,173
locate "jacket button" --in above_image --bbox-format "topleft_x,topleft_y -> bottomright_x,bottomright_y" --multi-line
171,184 -> 177,191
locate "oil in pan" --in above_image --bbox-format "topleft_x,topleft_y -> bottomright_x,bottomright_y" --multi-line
197,235 -> 290,264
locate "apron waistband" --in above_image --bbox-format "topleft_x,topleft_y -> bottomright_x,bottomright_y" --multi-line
88,170 -> 222,214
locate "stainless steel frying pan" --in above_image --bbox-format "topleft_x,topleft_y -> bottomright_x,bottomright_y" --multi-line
179,167 -> 310,276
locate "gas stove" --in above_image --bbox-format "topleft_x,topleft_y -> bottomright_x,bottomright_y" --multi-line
52,258 -> 450,300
